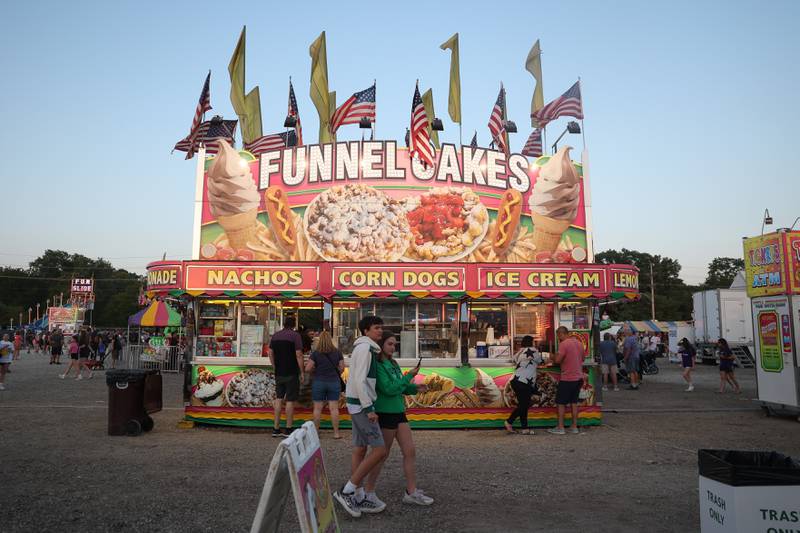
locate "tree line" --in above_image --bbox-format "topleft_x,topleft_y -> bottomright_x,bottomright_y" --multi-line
596,249 -> 744,321
0,250 -> 143,328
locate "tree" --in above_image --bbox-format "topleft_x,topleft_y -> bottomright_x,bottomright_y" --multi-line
595,248 -> 697,321
704,257 -> 745,289
1,250 -> 143,328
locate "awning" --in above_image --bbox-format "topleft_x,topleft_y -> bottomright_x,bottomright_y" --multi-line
128,301 -> 182,327
625,320 -> 665,333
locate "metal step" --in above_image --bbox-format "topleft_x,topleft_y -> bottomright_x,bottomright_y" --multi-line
731,345 -> 754,368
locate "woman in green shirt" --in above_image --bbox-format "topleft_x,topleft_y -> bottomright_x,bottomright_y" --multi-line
363,333 -> 434,507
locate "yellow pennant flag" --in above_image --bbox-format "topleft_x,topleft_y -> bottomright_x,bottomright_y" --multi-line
525,39 -> 544,127
309,31 -> 332,144
421,89 -> 440,149
328,91 -> 336,123
242,87 -> 263,144
439,33 -> 461,124
228,26 -> 262,144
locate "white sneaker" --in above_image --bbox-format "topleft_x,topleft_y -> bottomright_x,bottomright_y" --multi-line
403,489 -> 434,506
360,493 -> 386,513
76,375 -> 83,380
333,490 -> 361,518
686,385 -> 694,392
601,386 -> 608,391
59,374 -> 66,379
0,383 -> 6,390
613,387 -> 620,391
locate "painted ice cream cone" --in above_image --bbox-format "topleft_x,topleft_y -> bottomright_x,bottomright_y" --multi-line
207,139 -> 262,250
529,146 -> 580,253
217,209 -> 259,250
531,213 -> 571,252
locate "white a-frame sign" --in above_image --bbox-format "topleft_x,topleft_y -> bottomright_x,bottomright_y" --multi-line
251,422 -> 340,533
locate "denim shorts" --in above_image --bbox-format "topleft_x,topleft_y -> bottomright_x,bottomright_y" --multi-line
311,379 -> 341,402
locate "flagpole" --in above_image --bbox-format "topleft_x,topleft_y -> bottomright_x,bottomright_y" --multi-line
191,144 -> 207,260
578,77 -> 586,151
373,79 -> 377,139
459,123 -> 463,146
286,77 -> 291,145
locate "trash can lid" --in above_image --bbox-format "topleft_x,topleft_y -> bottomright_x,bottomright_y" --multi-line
106,369 -> 149,386
699,449 -> 800,487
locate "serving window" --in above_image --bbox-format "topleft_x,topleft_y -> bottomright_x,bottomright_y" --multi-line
332,300 -> 459,358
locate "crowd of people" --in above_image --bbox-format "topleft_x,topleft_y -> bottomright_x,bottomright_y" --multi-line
0,326 -> 125,389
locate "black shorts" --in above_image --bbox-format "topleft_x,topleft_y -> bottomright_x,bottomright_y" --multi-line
79,346 -> 90,359
70,352 -> 80,360
51,346 -> 62,356
377,412 -> 408,429
275,375 -> 300,401
555,380 -> 582,405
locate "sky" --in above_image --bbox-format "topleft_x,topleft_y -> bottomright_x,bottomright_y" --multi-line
1,0 -> 798,285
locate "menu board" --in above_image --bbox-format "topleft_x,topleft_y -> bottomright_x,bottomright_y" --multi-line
240,325 -> 265,357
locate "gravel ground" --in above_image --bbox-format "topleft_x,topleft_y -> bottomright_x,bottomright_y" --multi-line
2,353 -> 799,532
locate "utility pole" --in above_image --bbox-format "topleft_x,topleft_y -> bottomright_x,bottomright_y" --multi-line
649,262 -> 656,321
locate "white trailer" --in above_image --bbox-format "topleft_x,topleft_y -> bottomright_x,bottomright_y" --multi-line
692,289 -> 753,364
693,289 -> 752,344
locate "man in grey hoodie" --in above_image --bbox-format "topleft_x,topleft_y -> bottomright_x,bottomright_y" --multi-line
333,315 -> 388,517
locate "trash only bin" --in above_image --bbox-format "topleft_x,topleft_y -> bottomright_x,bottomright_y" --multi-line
106,369 -> 154,436
143,369 -> 163,415
698,449 -> 800,532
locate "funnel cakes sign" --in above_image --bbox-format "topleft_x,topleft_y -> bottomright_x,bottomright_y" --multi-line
197,139 -> 588,264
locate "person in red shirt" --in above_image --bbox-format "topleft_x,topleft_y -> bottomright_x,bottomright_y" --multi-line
548,326 -> 585,435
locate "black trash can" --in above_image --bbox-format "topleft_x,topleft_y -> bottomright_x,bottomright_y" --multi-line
143,369 -> 163,415
106,369 -> 153,436
698,449 -> 800,532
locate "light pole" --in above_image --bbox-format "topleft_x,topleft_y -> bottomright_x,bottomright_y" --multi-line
761,209 -> 773,235
10,318 -> 14,329
28,308 -> 32,324
36,303 -> 40,321
551,121 -> 581,153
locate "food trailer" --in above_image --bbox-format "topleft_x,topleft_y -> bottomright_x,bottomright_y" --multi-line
146,139 -> 639,428
742,231 -> 800,416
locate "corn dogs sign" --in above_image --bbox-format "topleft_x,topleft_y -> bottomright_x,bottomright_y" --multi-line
197,141 -> 589,265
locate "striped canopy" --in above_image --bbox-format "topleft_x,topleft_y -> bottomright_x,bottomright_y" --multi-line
625,320 -> 667,333
128,301 -> 182,327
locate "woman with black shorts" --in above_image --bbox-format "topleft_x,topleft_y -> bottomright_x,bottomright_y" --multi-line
363,333 -> 434,507
717,338 -> 740,394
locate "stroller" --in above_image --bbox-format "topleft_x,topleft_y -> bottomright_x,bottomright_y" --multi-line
85,342 -> 109,370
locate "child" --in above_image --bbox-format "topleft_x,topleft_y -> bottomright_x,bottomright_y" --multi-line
60,336 -> 81,379
678,338 -> 696,392
717,338 -> 740,394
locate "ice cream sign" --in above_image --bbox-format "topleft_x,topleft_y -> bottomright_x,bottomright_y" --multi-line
478,266 -> 607,294
197,140 -> 588,265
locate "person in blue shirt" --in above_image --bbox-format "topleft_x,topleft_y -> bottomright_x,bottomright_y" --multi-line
598,333 -> 619,391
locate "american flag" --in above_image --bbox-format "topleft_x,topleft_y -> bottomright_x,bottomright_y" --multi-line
522,128 -> 543,158
174,118 -> 237,156
469,131 -> 478,148
173,71 -> 212,159
532,81 -> 583,127
288,81 -> 303,146
487,84 -> 508,154
409,83 -> 435,167
244,131 -> 298,155
330,84 -> 376,134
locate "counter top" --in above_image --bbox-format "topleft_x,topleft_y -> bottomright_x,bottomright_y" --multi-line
192,356 -> 596,368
